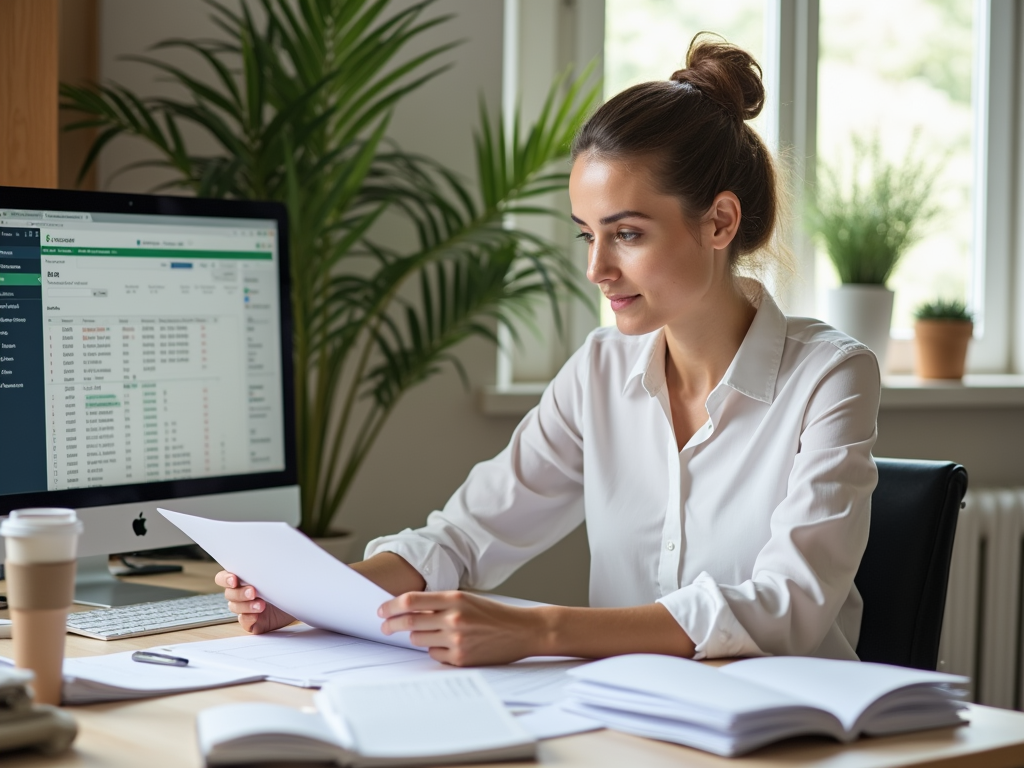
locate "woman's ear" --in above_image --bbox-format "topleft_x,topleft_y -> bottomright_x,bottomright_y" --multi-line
706,191 -> 741,252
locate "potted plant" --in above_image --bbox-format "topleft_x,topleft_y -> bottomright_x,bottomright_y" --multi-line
61,0 -> 597,550
809,136 -> 942,372
913,299 -> 973,380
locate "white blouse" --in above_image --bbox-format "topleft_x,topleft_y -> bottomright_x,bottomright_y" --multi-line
365,287 -> 881,660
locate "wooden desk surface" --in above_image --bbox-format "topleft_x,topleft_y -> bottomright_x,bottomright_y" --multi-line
2,561 -> 1024,768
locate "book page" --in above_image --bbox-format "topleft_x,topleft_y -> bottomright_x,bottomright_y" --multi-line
721,657 -> 968,732
197,702 -> 341,763
567,654 -> 810,726
322,671 -> 533,759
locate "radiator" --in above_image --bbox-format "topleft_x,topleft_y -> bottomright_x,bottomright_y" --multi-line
937,489 -> 1024,709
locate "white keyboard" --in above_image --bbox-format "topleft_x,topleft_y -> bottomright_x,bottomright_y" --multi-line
66,593 -> 236,640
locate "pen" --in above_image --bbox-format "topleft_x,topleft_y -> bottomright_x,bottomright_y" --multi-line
131,651 -> 189,667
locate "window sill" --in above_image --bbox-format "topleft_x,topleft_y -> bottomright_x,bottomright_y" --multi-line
479,384 -> 548,416
480,375 -> 1024,417
879,375 -> 1024,409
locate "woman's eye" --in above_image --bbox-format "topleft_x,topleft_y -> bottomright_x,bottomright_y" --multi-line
575,231 -> 594,244
617,231 -> 640,242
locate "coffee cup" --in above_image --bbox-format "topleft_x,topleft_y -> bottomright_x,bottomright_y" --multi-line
1,508 -> 82,705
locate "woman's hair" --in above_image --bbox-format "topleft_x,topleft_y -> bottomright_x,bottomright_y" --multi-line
571,34 -> 781,266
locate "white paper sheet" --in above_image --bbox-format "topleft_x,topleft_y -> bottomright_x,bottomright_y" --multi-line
158,508 -> 418,649
64,651 -> 264,702
160,624 -> 424,687
321,652 -> 584,707
1,652 -> 263,705
516,705 -> 603,740
162,623 -> 586,708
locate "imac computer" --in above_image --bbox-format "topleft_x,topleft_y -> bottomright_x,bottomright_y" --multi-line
0,186 -> 298,606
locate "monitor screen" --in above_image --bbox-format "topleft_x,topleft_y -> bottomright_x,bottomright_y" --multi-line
0,187 -> 298,569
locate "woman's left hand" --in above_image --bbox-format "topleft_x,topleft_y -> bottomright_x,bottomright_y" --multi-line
378,591 -> 549,666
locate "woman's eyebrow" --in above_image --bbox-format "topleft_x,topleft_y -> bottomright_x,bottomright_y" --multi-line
570,210 -> 652,226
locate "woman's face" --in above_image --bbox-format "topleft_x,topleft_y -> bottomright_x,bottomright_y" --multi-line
569,153 -> 731,337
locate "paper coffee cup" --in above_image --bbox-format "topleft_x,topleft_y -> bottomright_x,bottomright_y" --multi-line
1,508 -> 82,706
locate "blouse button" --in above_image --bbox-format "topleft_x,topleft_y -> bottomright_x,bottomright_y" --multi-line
666,541 -> 675,551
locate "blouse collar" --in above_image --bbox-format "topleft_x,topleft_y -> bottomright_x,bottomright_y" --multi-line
624,281 -> 787,406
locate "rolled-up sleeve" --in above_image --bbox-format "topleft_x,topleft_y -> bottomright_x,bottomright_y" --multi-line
364,340 -> 591,592
657,349 -> 880,659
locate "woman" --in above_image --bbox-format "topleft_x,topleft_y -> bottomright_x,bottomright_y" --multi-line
216,36 -> 880,665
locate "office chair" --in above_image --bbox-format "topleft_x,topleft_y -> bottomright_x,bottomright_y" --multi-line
854,458 -> 967,671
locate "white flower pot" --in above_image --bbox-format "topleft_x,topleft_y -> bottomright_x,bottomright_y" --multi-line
825,285 -> 894,372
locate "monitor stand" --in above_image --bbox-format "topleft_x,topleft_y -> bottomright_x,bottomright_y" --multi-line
73,554 -> 195,607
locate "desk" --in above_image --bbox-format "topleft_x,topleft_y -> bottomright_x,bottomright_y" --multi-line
2,561 -> 1024,768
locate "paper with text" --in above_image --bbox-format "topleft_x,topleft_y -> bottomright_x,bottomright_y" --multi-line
162,625 -> 424,686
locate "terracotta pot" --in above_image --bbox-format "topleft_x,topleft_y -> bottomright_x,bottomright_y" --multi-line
310,531 -> 355,562
914,320 -> 973,379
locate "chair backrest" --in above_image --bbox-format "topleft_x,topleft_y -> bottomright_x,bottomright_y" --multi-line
854,458 -> 967,670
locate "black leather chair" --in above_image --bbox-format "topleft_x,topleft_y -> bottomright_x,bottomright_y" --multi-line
854,458 -> 967,670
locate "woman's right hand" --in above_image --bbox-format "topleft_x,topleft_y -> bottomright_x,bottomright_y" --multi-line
214,570 -> 295,634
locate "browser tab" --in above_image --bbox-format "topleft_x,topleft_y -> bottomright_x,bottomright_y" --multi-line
41,211 -> 92,222
0,210 -> 44,219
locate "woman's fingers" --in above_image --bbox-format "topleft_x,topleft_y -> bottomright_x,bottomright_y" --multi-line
223,586 -> 258,603
381,609 -> 448,635
378,590 -> 466,618
227,599 -> 264,615
377,591 -> 541,665
214,570 -> 294,634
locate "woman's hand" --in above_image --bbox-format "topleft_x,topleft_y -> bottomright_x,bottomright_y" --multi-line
378,591 -> 550,666
214,570 -> 295,634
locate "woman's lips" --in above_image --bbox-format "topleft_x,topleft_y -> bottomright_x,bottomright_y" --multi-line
607,294 -> 639,312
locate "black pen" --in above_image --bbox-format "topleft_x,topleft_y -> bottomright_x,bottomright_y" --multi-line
131,651 -> 189,667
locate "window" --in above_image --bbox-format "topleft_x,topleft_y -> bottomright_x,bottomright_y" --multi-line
494,0 -> 1017,400
816,0 -> 976,338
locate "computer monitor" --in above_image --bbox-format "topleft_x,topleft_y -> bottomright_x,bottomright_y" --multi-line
0,186 -> 298,606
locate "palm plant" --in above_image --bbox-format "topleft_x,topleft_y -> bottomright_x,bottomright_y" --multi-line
62,0 -> 597,537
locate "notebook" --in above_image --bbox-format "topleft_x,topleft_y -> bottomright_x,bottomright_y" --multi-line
563,654 -> 969,757
197,671 -> 536,766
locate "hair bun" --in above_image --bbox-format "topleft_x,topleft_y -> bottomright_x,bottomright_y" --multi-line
670,33 -> 765,122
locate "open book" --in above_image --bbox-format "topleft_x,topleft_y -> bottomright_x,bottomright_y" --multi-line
564,654 -> 969,757
197,671 -> 536,767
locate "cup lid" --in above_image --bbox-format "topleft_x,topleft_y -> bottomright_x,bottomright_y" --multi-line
0,508 -> 83,537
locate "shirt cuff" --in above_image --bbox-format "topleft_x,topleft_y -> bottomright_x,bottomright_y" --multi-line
363,529 -> 462,593
657,572 -> 767,660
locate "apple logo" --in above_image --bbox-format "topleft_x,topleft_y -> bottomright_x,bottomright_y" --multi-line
132,511 -> 148,537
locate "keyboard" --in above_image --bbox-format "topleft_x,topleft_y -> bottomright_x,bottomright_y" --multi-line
66,592 -> 237,640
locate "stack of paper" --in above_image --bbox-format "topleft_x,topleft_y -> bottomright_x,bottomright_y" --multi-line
563,654 -> 969,757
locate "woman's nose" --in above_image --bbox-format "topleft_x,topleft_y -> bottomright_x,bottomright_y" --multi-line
586,240 -> 618,285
